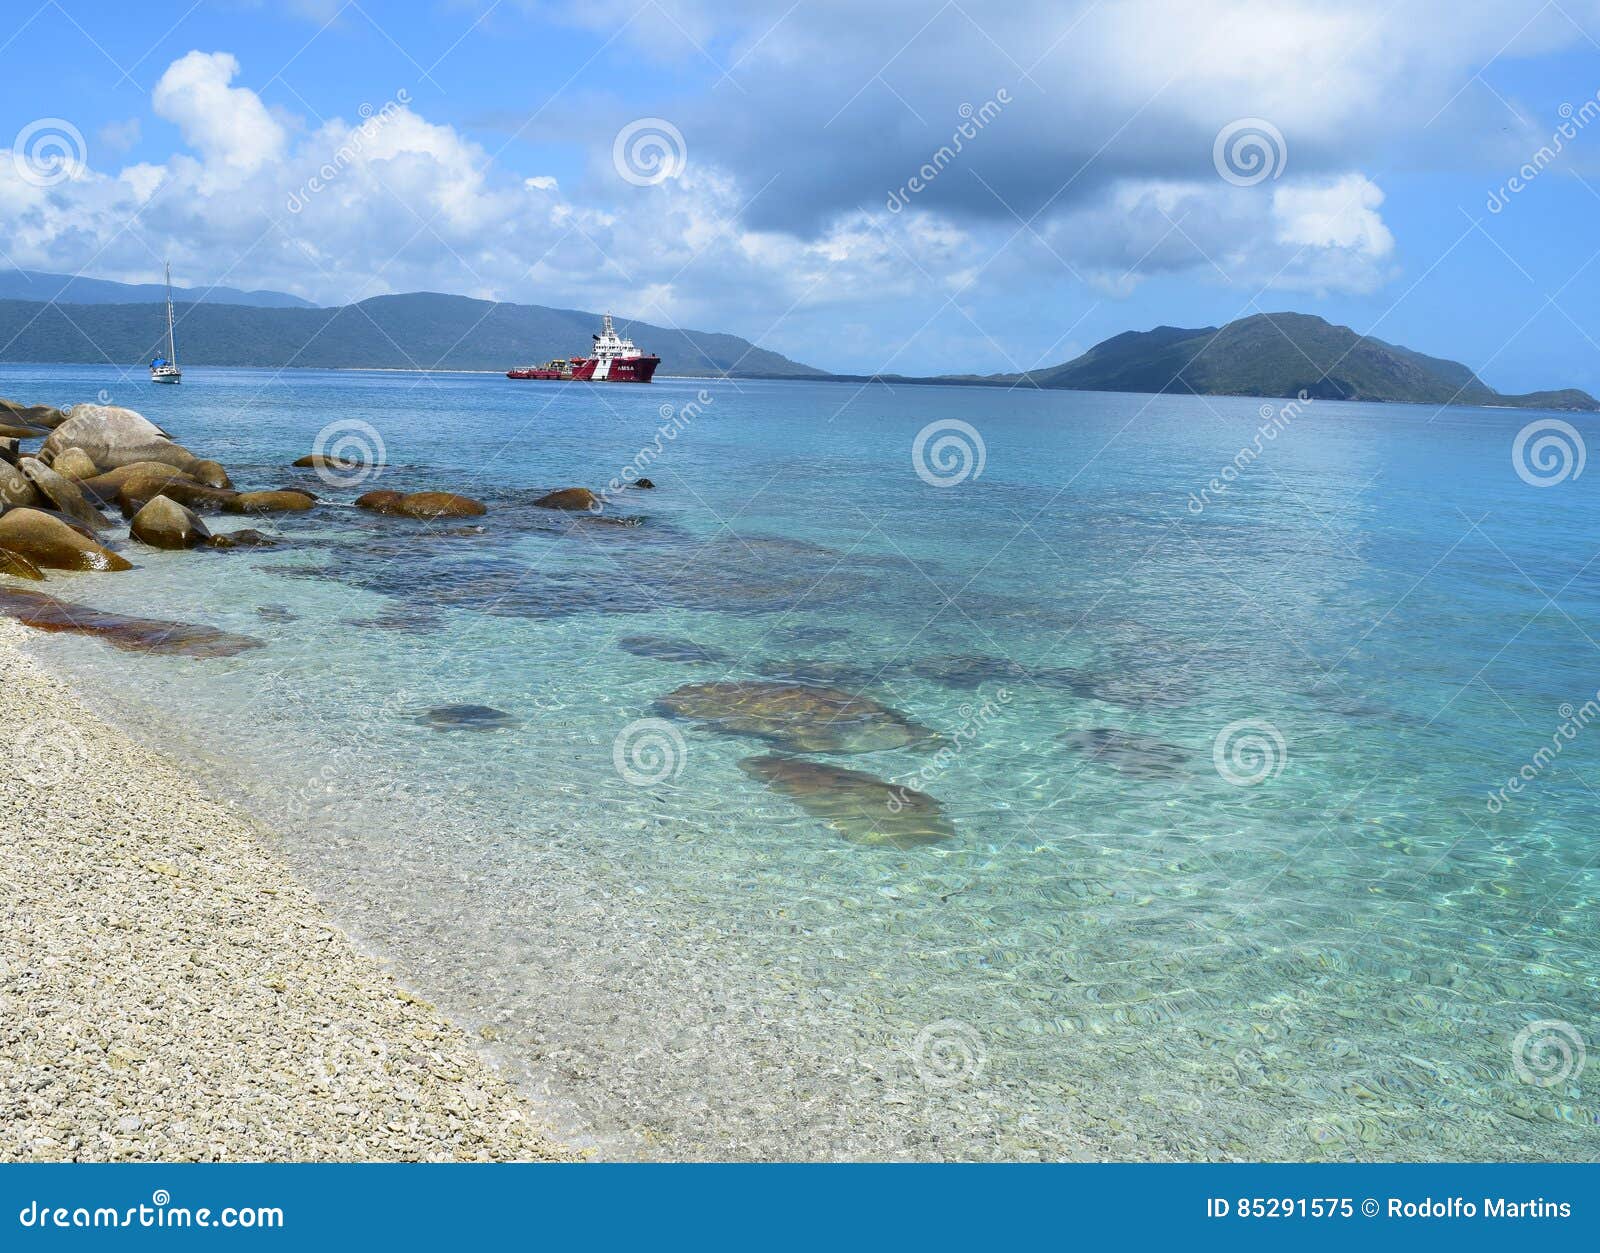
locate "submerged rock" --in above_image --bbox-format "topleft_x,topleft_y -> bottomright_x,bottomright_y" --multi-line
755,658 -> 883,687
130,495 -> 212,550
206,528 -> 278,550
910,654 -> 1069,690
0,586 -> 264,656
654,680 -> 935,753
634,478 -> 655,489
355,490 -> 404,514
295,453 -> 359,470
0,509 -> 131,572
533,487 -> 599,512
20,459 -> 108,530
225,489 -> 316,514
738,754 -> 956,847
1063,668 -> 1191,710
356,489 -> 487,519
618,634 -> 730,664
401,491 -> 485,519
415,704 -> 516,731
1058,728 -> 1191,779
777,624 -> 851,646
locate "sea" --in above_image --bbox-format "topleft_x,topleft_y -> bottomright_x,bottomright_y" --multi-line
4,361 -> 1597,1160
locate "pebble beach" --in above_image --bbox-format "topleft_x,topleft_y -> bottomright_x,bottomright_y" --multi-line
0,619 -> 570,1163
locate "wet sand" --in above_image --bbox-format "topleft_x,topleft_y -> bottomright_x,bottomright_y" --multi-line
0,620 -> 573,1162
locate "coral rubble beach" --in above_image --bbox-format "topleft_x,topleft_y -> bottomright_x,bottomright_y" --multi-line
1,394 -> 567,1162
0,620 -> 569,1163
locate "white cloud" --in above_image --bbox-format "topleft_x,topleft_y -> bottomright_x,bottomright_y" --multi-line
151,51 -> 286,178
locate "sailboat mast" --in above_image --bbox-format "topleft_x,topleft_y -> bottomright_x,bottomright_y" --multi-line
165,261 -> 177,366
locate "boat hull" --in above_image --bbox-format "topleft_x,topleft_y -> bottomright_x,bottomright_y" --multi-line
570,354 -> 660,382
507,354 -> 660,382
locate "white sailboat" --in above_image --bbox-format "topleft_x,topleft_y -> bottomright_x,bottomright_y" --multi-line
149,261 -> 181,384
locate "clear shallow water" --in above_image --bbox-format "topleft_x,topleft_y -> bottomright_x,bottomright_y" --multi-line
5,362 -> 1599,1160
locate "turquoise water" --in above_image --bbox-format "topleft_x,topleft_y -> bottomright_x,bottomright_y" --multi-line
5,362 -> 1598,1160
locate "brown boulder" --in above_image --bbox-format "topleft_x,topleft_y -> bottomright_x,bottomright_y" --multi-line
533,487 -> 600,511
116,479 -> 238,518
207,528 -> 278,549
0,423 -> 49,441
130,495 -> 212,550
355,490 -> 405,515
0,509 -> 132,572
294,453 -> 359,470
0,547 -> 46,580
0,398 -> 68,429
224,489 -> 315,514
40,404 -> 197,473
20,460 -> 108,530
78,462 -> 198,502
50,447 -> 99,480
398,491 -> 486,519
1,460 -> 41,512
191,460 -> 233,489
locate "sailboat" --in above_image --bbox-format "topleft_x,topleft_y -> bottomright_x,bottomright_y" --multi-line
149,261 -> 181,383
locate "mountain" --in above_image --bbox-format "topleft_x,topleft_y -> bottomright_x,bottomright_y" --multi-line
0,269 -> 317,309
983,312 -> 1597,409
0,292 -> 824,377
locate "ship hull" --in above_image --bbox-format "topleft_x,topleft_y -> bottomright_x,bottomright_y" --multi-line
569,354 -> 660,382
509,355 -> 659,382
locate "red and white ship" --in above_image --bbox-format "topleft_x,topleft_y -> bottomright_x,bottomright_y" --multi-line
506,313 -> 660,382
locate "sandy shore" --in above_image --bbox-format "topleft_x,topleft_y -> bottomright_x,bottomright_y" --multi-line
0,619 -> 572,1162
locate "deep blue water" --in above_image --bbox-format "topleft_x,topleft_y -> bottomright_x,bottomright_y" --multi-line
4,362 -> 1598,1159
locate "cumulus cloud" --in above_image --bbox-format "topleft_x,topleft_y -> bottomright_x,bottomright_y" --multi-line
151,51 -> 286,177
2,2 -> 1597,370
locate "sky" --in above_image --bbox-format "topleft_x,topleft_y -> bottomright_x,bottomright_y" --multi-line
2,0 -> 1600,390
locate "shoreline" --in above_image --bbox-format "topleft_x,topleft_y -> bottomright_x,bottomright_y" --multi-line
0,619 -> 574,1163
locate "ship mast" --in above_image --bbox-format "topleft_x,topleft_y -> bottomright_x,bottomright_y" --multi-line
164,261 -> 177,367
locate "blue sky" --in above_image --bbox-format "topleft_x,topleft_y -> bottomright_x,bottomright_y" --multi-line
3,0 -> 1600,390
